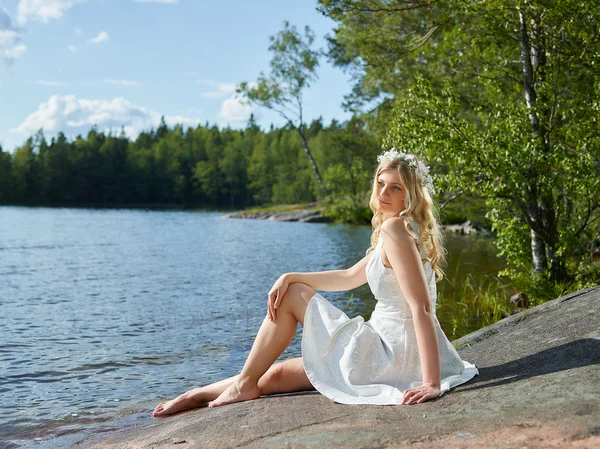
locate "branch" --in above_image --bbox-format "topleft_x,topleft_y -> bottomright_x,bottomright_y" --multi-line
439,189 -> 466,210
438,179 -> 484,209
574,198 -> 600,238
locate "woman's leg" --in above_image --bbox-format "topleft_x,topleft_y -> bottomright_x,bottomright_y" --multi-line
208,282 -> 315,407
153,283 -> 315,415
153,357 -> 314,416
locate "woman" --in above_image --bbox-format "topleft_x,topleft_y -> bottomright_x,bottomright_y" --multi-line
153,149 -> 478,417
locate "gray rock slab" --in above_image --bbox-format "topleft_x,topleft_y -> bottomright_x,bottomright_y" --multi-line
90,287 -> 600,449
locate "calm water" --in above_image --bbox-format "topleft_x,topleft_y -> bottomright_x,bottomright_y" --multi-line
0,207 -> 503,448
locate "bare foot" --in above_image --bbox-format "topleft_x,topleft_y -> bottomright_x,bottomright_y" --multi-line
208,379 -> 261,408
153,389 -> 207,417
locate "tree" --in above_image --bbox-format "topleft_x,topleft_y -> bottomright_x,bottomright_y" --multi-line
12,137 -> 40,203
318,0 -> 462,136
41,132 -> 71,203
237,21 -> 328,195
377,0 -> 600,282
0,145 -> 12,203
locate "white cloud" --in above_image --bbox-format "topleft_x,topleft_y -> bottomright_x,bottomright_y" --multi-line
87,31 -> 109,45
0,8 -> 26,68
200,81 -> 236,98
37,80 -> 67,86
74,26 -> 82,35
69,31 -> 108,53
11,94 -> 202,140
134,0 -> 179,4
3,43 -> 26,59
218,95 -> 261,124
0,29 -> 19,46
105,78 -> 142,87
17,0 -> 87,24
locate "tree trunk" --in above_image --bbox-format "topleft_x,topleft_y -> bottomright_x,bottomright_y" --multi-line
294,123 -> 328,196
530,229 -> 548,272
519,8 -> 551,273
548,246 -> 568,282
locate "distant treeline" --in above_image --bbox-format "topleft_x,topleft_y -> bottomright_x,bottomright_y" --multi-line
0,115 -> 379,210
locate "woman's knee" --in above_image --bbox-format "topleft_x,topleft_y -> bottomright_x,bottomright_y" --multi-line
258,358 -> 312,395
285,282 -> 315,304
258,362 -> 286,393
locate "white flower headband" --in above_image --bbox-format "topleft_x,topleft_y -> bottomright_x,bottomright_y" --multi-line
377,148 -> 435,194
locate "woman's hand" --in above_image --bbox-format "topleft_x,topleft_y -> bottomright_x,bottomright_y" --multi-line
400,383 -> 441,405
267,274 -> 290,321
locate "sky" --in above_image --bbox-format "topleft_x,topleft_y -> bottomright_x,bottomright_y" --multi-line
0,0 -> 352,153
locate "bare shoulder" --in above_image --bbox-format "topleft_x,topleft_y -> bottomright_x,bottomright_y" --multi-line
381,217 -> 412,245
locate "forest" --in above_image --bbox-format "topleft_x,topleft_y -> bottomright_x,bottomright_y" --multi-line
0,116 -> 378,212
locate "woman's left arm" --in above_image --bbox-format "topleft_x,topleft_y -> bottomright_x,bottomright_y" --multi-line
380,218 -> 441,405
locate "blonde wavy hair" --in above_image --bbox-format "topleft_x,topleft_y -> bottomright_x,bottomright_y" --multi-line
366,155 -> 446,280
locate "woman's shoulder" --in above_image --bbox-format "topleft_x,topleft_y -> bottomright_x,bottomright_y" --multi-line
381,217 -> 421,254
381,217 -> 411,242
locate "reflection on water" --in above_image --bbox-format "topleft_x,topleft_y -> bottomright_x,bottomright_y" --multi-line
0,206 -> 505,447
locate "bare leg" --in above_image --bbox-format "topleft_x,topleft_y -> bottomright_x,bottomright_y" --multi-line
209,283 -> 314,407
153,282 -> 315,415
153,357 -> 313,417
153,375 -> 236,417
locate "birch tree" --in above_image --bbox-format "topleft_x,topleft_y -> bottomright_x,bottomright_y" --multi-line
237,21 -> 328,196
322,0 -> 600,281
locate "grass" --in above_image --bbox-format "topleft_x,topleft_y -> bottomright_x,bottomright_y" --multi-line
437,250 -> 514,339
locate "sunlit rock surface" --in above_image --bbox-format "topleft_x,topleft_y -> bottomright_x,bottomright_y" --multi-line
90,286 -> 600,449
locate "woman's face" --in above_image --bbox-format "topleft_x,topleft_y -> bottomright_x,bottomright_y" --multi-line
376,168 -> 406,218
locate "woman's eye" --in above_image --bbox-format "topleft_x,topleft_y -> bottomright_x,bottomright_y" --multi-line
392,186 -> 400,191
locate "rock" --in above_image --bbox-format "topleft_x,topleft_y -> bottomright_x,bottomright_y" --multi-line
224,208 -> 332,223
441,220 -> 493,236
509,291 -> 529,308
90,286 -> 600,449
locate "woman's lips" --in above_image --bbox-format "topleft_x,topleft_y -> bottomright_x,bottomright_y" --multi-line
378,198 -> 390,205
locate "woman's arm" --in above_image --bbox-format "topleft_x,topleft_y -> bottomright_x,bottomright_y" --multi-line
380,217 -> 442,403
285,255 -> 370,292
268,255 -> 370,321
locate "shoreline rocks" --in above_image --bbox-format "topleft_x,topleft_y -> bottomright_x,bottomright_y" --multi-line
223,208 -> 332,223
225,209 -> 492,235
440,220 -> 493,236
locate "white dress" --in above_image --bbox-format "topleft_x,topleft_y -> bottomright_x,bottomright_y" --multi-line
301,236 -> 479,405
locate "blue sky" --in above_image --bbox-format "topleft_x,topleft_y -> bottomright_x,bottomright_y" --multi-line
0,0 -> 352,153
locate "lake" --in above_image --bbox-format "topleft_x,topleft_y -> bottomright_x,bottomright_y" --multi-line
0,206 -> 504,448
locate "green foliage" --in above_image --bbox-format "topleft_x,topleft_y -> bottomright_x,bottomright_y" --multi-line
0,118 -> 379,211
324,0 -> 600,283
237,21 -> 328,195
439,271 -> 513,338
322,194 -> 372,225
506,262 -> 600,307
238,21 -> 319,112
0,145 -> 13,202
439,196 -> 491,229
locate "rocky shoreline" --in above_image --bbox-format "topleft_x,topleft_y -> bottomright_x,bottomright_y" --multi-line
223,208 -> 331,223
224,208 -> 492,235
90,286 -> 600,449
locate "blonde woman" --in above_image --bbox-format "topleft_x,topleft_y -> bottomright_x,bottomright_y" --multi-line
153,149 -> 478,416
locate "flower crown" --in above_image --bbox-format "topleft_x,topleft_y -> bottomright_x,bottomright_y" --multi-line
377,148 -> 435,194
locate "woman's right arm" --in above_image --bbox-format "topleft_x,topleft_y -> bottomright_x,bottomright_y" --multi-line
284,255 -> 370,292
268,255 -> 370,318
267,255 -> 370,320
